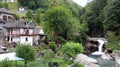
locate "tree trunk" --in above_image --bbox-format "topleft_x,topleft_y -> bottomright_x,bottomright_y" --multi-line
24,61 -> 27,67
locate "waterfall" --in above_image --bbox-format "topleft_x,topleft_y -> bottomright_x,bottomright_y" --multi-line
97,40 -> 105,52
91,39 -> 107,55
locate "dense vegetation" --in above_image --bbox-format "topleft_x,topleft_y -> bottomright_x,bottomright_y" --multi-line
17,0 -> 120,50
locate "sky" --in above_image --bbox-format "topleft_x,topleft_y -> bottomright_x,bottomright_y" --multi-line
72,0 -> 87,7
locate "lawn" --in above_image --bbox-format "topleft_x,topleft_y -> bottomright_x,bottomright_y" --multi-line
15,58 -> 68,67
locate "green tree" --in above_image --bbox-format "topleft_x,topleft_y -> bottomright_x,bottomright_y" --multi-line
28,1 -> 35,10
103,0 -> 120,35
33,8 -> 41,24
43,6 -> 80,41
84,0 -> 107,37
62,42 -> 83,59
25,10 -> 32,21
16,44 -> 36,67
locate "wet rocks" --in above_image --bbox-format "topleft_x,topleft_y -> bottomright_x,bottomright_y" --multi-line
74,54 -> 99,67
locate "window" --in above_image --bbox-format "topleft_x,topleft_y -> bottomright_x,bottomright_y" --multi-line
7,36 -> 9,41
11,38 -> 12,42
25,37 -> 28,41
3,15 -> 7,21
8,16 -> 13,21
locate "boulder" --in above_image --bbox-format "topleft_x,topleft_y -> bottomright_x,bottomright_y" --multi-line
111,50 -> 120,65
101,53 -> 113,60
74,54 -> 99,67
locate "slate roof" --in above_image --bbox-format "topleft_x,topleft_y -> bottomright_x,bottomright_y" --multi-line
4,20 -> 36,28
0,8 -> 14,15
34,28 -> 45,35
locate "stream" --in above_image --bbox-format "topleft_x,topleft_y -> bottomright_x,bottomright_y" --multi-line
88,54 -> 120,67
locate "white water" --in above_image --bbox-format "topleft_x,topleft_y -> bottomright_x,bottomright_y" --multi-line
92,39 -> 107,55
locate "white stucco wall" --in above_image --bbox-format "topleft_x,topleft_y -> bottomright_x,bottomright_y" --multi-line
20,28 -> 33,34
13,37 -> 20,42
2,0 -> 14,2
20,36 -> 33,45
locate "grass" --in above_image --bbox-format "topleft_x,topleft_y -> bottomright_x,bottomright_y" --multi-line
7,2 -> 18,13
14,57 -> 68,67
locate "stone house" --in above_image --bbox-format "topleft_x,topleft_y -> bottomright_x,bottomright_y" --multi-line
0,8 -> 45,46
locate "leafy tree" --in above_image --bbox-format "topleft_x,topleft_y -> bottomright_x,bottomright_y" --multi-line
28,1 -> 36,10
62,42 -> 83,59
84,0 -> 107,37
103,0 -> 120,35
18,0 -> 50,10
25,10 -> 32,20
43,6 -> 80,41
33,8 -> 41,24
16,44 -> 36,67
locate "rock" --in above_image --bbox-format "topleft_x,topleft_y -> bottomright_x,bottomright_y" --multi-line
74,54 -> 99,67
101,53 -> 113,60
111,50 -> 120,65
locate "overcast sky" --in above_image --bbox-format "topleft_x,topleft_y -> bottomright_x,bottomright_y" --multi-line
72,0 -> 87,7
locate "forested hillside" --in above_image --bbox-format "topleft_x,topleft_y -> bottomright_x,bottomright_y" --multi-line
17,0 -> 120,50
14,0 -> 120,50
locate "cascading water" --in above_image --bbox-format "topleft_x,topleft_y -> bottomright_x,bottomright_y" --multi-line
91,39 -> 106,55
88,39 -> 120,67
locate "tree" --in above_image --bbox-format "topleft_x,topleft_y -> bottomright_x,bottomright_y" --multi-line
28,1 -> 36,10
103,0 -> 120,35
84,0 -> 107,37
43,6 -> 80,41
33,8 -> 41,24
62,42 -> 83,59
16,44 -> 36,67
25,10 -> 32,21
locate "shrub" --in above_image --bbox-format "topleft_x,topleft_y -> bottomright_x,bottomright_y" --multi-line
49,42 -> 57,53
16,44 -> 36,67
0,58 -> 13,67
62,42 -> 83,59
74,62 -> 84,67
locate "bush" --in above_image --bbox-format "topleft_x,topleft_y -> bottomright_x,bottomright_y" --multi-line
105,31 -> 120,50
74,62 -> 84,67
0,58 -> 13,67
49,42 -> 57,53
62,42 -> 83,58
42,49 -> 55,59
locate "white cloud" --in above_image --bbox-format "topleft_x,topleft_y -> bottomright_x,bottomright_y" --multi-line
72,0 -> 87,7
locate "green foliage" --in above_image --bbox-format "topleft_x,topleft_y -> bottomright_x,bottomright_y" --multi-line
74,62 -> 84,67
62,42 -> 83,58
18,0 -> 50,10
42,49 -> 55,59
103,0 -> 120,33
14,14 -> 20,20
25,10 -> 32,20
0,2 -> 8,8
84,0 -> 107,37
33,8 -> 41,24
65,60 -> 73,65
43,5 -> 80,41
49,42 -> 57,53
28,1 -> 35,9
0,58 -> 13,67
105,31 -> 120,50
16,44 -> 36,62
